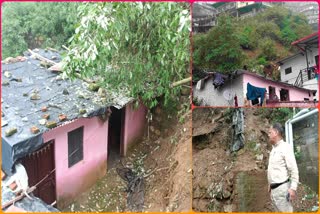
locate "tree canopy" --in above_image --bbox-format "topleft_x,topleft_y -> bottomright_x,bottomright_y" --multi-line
1,2 -> 78,58
64,2 -> 190,108
193,6 -> 313,76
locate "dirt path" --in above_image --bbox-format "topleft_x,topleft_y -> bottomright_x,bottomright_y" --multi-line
192,108 -> 318,212
63,100 -> 191,212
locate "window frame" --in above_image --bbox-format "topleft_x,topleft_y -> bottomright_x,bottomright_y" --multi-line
68,126 -> 84,168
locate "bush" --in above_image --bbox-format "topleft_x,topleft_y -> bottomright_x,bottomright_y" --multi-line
258,38 -> 277,61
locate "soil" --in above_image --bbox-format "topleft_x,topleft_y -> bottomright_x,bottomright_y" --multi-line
192,108 -> 318,212
62,97 -> 192,212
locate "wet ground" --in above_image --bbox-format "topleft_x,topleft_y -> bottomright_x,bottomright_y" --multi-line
63,102 -> 192,212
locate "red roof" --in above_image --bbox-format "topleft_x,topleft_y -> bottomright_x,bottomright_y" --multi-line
291,32 -> 318,46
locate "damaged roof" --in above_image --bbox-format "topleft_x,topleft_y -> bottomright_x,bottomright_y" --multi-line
1,49 -> 133,175
2,176 -> 59,212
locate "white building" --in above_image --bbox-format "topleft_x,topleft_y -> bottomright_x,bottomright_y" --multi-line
278,33 -> 318,92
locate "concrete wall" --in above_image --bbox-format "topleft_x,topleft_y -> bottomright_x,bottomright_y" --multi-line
43,116 -> 109,208
280,47 -> 318,84
292,112 -> 318,192
123,102 -> 148,156
243,73 -> 312,103
193,75 -> 244,107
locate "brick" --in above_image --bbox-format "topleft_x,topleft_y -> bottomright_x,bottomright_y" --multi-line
46,121 -> 57,128
30,126 -> 40,134
41,106 -> 48,112
9,181 -> 17,191
58,114 -> 67,122
42,114 -> 50,120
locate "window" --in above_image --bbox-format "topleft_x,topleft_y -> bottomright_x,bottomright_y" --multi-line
68,127 -> 84,168
268,86 -> 277,101
285,67 -> 292,75
280,89 -> 289,101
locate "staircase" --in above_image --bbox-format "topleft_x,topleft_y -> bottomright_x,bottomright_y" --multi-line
294,67 -> 316,87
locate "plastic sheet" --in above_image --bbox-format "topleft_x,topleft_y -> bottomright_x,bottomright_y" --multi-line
1,49 -> 132,175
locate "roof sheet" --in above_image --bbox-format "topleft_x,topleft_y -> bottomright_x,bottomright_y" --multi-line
1,49 -> 132,174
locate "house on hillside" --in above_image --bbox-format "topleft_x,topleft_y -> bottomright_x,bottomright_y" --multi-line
285,108 -> 318,193
193,69 -> 317,107
211,2 -> 272,19
1,49 -> 147,210
192,3 -> 217,33
278,33 -> 319,93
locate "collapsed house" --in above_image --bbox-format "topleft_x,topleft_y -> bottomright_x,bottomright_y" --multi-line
1,49 -> 147,210
193,69 -> 317,107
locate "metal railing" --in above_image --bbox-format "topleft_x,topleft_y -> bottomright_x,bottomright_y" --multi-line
294,67 -> 317,87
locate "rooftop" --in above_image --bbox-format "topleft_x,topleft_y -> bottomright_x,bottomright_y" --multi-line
1,49 -> 132,174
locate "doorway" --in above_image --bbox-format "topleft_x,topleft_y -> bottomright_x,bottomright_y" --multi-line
107,106 -> 125,169
21,141 -> 56,206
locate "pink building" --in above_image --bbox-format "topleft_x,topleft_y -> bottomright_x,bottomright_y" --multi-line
1,50 -> 148,209
193,70 -> 318,107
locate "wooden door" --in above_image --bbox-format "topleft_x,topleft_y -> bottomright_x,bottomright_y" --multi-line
21,141 -> 56,205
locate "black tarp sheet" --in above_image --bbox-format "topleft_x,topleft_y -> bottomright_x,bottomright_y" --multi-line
1,49 -> 132,175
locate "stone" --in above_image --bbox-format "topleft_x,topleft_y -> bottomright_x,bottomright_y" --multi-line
155,129 -> 161,136
39,119 -> 47,125
41,106 -> 48,112
46,121 -> 57,128
254,143 -> 261,151
223,204 -> 233,212
256,154 -> 264,161
4,71 -> 12,78
5,127 -> 17,137
40,61 -> 50,68
30,93 -> 40,100
98,88 -> 106,97
2,81 -> 9,86
88,83 -> 99,92
23,93 -> 28,97
42,114 -> 50,120
22,117 -> 28,122
30,126 -> 40,134
222,189 -> 232,199
63,89 -> 69,95
59,114 -> 67,122
79,109 -> 87,114
51,56 -> 57,60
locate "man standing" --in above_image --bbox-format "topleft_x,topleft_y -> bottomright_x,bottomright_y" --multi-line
267,123 -> 299,212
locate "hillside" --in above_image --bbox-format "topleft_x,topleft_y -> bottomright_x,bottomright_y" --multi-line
192,108 -> 318,212
193,6 -> 314,80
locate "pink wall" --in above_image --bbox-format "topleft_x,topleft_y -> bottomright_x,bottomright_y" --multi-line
243,74 -> 313,102
43,117 -> 108,208
123,102 -> 148,156
267,101 -> 318,108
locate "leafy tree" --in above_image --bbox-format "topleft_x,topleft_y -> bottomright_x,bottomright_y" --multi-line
193,15 -> 244,72
1,2 -> 78,58
64,3 -> 190,108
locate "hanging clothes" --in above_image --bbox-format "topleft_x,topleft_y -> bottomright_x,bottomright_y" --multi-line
246,83 -> 266,106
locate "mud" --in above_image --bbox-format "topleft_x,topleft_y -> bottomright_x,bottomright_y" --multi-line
192,108 -> 318,212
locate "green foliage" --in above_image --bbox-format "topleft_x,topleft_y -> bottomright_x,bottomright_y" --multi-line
194,5 -> 314,77
193,15 -> 244,72
65,2 -> 190,109
257,108 -> 294,125
1,2 -> 78,58
258,38 -> 277,61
